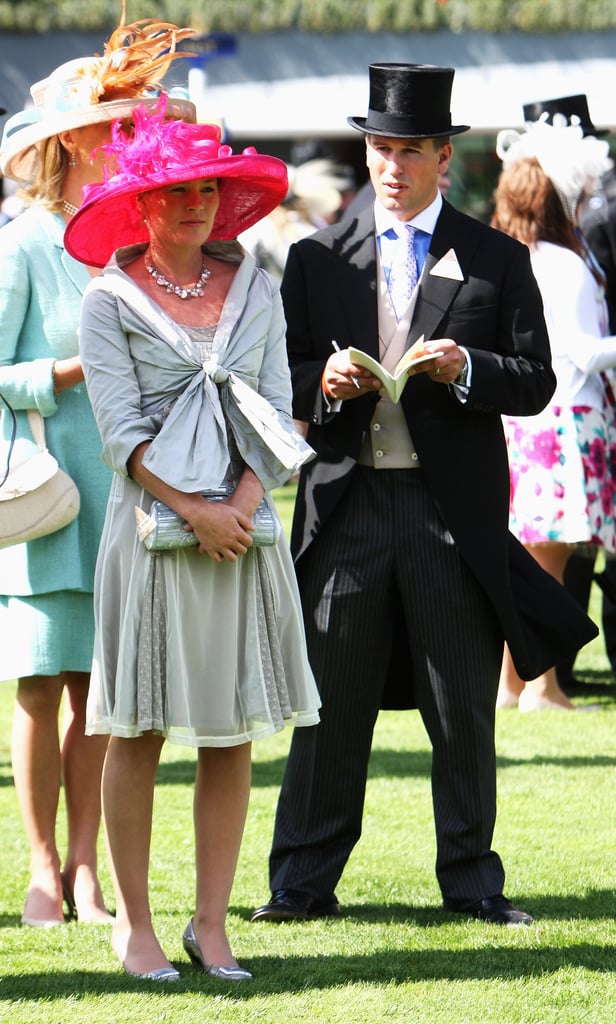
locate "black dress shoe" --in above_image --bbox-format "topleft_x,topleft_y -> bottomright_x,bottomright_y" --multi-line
250,889 -> 340,922
444,894 -> 534,926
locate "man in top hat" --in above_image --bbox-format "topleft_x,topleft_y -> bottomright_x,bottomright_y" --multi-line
251,63 -> 597,926
522,92 -> 609,137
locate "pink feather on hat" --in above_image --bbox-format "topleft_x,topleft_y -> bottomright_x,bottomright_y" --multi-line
65,100 -> 289,267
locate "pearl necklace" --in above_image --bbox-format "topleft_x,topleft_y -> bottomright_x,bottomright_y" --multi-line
145,250 -> 211,299
62,199 -> 79,217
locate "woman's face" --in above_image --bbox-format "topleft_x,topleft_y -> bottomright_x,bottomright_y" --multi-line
139,179 -> 220,248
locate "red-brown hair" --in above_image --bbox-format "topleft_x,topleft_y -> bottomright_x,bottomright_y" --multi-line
491,156 -> 583,255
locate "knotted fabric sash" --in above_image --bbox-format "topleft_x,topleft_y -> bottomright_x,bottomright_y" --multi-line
87,270 -> 314,494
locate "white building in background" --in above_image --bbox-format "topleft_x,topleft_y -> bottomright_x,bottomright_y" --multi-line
2,29 -> 615,137
2,28 -> 615,217
177,29 -> 616,141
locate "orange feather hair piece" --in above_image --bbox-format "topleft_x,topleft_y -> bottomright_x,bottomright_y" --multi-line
75,17 -> 197,103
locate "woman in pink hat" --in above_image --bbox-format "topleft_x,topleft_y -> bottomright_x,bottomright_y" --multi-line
0,18 -> 195,929
65,102 -> 320,982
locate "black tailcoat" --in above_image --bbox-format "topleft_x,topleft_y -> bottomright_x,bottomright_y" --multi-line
283,200 -> 598,699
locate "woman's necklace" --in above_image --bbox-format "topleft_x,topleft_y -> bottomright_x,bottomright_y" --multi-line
145,249 -> 211,300
62,199 -> 79,217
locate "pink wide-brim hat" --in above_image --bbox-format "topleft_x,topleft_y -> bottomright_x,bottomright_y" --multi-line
65,102 -> 289,267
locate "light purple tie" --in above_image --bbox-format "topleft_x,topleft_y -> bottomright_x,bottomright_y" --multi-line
388,223 -> 418,321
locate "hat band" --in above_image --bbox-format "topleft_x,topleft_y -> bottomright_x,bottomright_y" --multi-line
364,108 -> 452,136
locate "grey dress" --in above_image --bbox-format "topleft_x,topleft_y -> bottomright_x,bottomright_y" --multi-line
80,244 -> 319,747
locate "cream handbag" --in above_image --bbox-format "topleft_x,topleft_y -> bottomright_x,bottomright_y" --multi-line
0,392 -> 80,549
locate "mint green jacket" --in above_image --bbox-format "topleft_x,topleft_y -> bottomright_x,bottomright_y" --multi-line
0,205 -> 112,596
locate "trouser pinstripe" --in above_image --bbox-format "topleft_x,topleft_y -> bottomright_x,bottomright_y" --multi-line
269,467 -> 507,904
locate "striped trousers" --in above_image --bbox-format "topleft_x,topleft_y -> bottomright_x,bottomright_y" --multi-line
269,467 -> 507,904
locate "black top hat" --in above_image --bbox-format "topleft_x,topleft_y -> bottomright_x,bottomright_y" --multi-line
347,63 -> 470,139
522,94 -> 609,138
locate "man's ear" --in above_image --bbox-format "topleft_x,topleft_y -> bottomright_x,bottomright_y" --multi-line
438,143 -> 453,174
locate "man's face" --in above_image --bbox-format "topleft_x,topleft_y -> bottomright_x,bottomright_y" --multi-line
366,134 -> 453,221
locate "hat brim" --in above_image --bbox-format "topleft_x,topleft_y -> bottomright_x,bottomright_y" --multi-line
65,156 -> 289,268
347,116 -> 470,138
0,96 -> 197,182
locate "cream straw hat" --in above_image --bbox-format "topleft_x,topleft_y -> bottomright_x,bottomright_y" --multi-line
0,18 -> 196,182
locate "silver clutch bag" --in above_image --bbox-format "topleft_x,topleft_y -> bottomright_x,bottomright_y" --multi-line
135,487 -> 280,551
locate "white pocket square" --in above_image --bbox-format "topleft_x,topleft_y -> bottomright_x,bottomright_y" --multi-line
430,248 -> 464,281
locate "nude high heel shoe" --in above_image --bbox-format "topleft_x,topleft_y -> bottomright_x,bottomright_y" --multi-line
60,873 -> 114,924
21,884 -> 64,928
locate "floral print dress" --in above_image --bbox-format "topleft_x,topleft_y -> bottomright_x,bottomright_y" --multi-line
504,240 -> 616,551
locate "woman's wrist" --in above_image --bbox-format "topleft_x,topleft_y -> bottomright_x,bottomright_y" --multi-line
51,356 -> 85,392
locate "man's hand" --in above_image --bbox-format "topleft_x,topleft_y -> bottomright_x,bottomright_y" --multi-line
322,350 -> 381,400
409,339 -> 467,385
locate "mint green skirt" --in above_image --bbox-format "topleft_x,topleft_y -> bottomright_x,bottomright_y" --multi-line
0,591 -> 94,681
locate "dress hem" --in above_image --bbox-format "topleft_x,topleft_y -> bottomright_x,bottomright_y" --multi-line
85,711 -> 320,748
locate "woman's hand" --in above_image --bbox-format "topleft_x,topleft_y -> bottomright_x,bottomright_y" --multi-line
187,497 -> 255,562
188,467 -> 264,562
128,445 -> 264,563
187,467 -> 264,562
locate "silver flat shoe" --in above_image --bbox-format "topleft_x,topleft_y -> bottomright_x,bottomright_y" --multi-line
182,918 -> 253,981
125,965 -> 180,982
21,916 -> 64,928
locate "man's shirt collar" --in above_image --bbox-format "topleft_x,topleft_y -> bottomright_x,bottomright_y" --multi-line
374,190 -> 443,240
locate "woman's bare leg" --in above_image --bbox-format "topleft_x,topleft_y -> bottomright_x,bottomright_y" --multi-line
12,675 -> 65,924
60,671 -> 113,922
190,743 -> 252,967
102,733 -> 170,974
498,543 -> 575,710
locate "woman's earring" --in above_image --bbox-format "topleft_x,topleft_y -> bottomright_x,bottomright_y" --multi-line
68,152 -> 78,168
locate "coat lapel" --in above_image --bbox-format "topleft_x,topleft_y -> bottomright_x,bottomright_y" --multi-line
334,207 -> 380,358
35,208 -> 90,297
411,201 -> 477,343
324,199 -> 480,361
60,229 -> 92,297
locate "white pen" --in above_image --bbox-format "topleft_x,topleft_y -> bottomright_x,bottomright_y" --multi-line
332,339 -> 361,390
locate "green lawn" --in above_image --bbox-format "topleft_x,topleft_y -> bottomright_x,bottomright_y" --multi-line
0,485 -> 614,1023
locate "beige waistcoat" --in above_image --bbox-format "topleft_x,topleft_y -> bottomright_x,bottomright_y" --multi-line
357,247 -> 422,468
